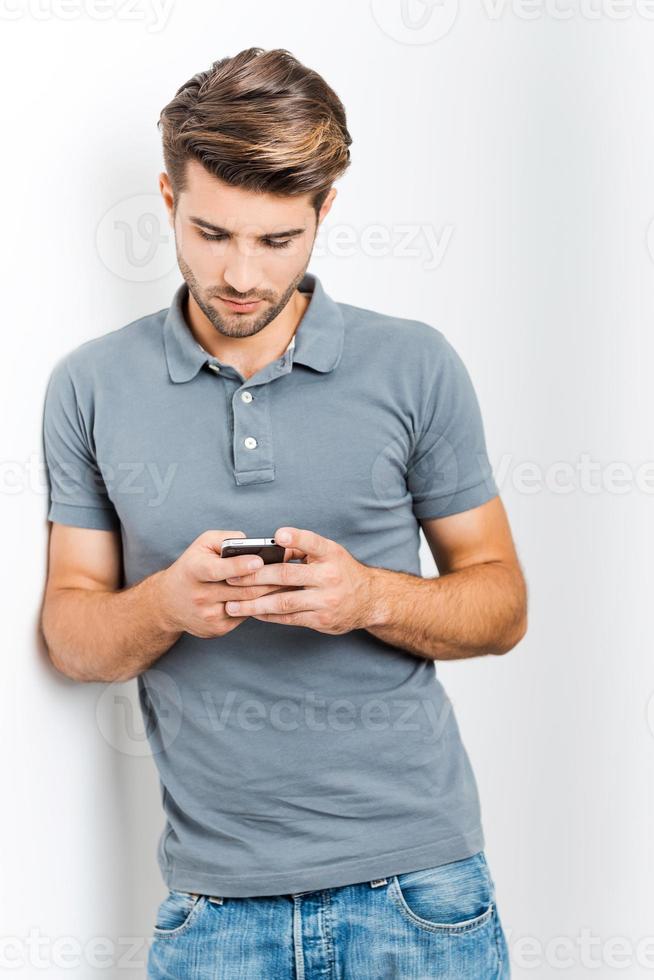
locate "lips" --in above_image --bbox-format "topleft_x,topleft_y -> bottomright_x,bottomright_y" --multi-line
218,296 -> 262,312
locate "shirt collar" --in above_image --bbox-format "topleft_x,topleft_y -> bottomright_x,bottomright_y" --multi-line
163,272 -> 345,384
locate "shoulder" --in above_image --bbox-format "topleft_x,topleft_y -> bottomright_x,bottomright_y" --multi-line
46,305 -> 167,395
337,297 -> 460,374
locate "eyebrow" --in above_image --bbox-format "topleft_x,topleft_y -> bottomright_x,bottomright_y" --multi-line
189,217 -> 306,239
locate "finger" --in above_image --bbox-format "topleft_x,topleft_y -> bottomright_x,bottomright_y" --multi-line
224,562 -> 313,587
228,583 -> 301,599
250,611 -> 317,628
201,553 -> 264,581
224,589 -> 317,618
274,527 -> 331,560
220,547 -> 305,584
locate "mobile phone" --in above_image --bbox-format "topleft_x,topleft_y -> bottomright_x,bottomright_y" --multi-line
220,537 -> 286,564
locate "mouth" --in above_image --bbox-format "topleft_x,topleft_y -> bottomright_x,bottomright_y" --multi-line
217,296 -> 263,313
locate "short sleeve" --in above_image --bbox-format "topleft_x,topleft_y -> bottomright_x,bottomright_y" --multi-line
42,359 -> 120,531
407,334 -> 498,520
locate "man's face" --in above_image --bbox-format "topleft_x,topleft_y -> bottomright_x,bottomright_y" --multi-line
159,158 -> 335,339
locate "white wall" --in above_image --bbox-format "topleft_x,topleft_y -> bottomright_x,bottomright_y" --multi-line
3,1 -> 653,975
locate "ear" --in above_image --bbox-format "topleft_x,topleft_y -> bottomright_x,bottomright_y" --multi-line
317,186 -> 338,226
158,172 -> 175,227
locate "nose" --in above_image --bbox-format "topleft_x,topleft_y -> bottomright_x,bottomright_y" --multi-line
222,252 -> 263,298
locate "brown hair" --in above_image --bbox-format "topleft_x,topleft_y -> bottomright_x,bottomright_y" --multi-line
157,47 -> 352,217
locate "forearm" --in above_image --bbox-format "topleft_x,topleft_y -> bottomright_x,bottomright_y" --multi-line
41,570 -> 182,683
364,561 -> 527,661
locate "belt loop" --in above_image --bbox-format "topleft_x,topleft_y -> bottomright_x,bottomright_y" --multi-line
369,878 -> 388,888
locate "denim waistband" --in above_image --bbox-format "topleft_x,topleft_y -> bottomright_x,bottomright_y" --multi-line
189,877 -> 389,904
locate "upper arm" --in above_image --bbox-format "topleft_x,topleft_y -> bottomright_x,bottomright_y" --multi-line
407,333 -> 526,639
407,330 -> 498,523
42,356 -> 120,530
42,355 -> 123,596
420,496 -> 521,575
45,522 -> 123,595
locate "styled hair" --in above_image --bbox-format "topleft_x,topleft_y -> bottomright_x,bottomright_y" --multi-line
157,47 -> 352,217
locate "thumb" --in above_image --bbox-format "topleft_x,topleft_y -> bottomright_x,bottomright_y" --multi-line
283,547 -> 307,563
201,530 -> 246,554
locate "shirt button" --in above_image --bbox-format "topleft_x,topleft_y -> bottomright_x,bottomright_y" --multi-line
244,436 -> 258,449
208,363 -> 221,373
240,391 -> 253,403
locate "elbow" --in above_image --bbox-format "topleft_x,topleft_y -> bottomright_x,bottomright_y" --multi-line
492,566 -> 528,656
499,612 -> 528,654
492,604 -> 528,656
40,610 -> 81,682
40,624 -> 75,681
44,640 -> 128,685
40,626 -> 81,682
40,602 -> 129,684
44,644 -> 85,683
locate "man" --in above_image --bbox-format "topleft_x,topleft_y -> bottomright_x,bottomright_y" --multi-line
41,46 -> 526,979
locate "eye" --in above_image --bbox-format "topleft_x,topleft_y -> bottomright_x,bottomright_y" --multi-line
261,239 -> 293,250
198,231 -> 228,242
197,231 -> 292,250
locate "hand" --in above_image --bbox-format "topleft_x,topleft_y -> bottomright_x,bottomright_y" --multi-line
222,526 -> 379,634
156,530 -> 295,639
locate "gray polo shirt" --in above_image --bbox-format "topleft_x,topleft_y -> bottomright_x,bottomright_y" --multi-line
42,271 -> 499,898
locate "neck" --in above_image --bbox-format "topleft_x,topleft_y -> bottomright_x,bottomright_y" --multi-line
185,288 -> 310,379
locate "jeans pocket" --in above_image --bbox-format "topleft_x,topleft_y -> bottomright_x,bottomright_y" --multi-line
153,890 -> 204,938
389,851 -> 495,933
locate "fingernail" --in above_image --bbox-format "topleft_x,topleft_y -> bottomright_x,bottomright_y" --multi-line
276,532 -> 290,544
226,602 -> 239,613
248,558 -> 263,569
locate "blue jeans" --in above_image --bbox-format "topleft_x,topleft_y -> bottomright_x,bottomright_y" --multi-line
147,850 -> 510,978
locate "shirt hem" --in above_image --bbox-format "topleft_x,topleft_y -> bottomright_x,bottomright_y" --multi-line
412,477 -> 498,520
47,500 -> 120,530
159,827 -> 485,898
